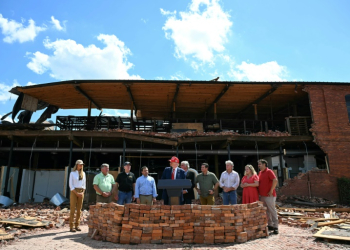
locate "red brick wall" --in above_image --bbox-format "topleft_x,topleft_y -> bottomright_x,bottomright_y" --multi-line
298,85 -> 350,201
278,170 -> 339,202
305,85 -> 350,179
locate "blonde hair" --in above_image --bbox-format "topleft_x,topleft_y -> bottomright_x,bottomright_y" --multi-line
73,163 -> 84,180
244,165 -> 257,176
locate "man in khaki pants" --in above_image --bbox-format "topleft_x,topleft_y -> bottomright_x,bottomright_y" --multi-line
258,159 -> 279,234
134,166 -> 157,205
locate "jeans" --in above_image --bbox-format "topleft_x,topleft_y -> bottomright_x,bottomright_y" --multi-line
117,191 -> 133,205
223,190 -> 237,205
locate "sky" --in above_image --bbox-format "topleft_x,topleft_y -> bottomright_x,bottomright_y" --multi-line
0,0 -> 350,123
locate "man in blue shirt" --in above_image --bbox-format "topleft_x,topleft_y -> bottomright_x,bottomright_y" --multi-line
134,166 -> 158,205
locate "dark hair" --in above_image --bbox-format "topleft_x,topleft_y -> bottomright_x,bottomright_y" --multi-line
258,159 -> 268,167
141,166 -> 148,171
201,163 -> 209,169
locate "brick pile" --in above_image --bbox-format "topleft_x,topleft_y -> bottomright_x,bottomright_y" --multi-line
88,201 -> 268,244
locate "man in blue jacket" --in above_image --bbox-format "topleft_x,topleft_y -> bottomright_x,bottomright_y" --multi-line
161,156 -> 186,205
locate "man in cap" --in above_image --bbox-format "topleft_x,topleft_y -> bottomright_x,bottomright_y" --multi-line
112,161 -> 136,205
93,163 -> 115,203
161,156 -> 186,205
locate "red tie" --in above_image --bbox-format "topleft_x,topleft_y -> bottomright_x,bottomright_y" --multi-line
171,169 -> 175,180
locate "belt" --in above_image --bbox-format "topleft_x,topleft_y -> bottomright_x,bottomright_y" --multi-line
75,188 -> 84,192
140,194 -> 152,196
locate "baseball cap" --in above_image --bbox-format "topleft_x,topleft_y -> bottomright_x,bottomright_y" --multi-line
75,159 -> 84,165
124,161 -> 131,166
169,156 -> 180,163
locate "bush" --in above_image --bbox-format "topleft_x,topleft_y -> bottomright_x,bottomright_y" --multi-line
338,177 -> 350,205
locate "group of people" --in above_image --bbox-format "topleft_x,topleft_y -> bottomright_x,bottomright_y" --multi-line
68,157 -> 279,234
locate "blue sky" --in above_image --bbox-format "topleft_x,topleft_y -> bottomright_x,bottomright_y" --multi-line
1,0 -> 350,122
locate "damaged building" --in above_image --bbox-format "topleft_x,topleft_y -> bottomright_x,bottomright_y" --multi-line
0,80 -> 348,203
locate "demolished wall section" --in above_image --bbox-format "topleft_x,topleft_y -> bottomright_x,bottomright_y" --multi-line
278,169 -> 339,202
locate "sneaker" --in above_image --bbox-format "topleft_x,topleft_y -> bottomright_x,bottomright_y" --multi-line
75,227 -> 81,231
70,228 -> 76,232
267,226 -> 274,230
273,228 -> 279,234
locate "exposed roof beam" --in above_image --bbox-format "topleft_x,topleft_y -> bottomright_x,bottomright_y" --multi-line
235,84 -> 280,118
205,84 -> 231,113
124,83 -> 138,112
73,85 -> 102,110
170,84 -> 180,116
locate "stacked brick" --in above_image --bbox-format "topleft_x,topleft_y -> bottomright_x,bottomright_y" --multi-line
88,201 -> 268,244
88,202 -> 124,242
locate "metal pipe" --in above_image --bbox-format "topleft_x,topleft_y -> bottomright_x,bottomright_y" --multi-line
0,147 -> 323,155
227,144 -> 231,160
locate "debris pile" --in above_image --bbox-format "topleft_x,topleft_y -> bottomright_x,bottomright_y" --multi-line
0,204 -> 89,241
107,128 -> 290,138
88,202 -> 268,244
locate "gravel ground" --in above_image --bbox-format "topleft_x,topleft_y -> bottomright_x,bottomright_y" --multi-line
1,224 -> 349,250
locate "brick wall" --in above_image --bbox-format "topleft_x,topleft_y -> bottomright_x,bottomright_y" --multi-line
302,85 -> 350,201
88,202 -> 268,244
278,169 -> 339,201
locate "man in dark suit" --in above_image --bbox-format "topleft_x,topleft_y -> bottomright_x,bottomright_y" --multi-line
161,156 -> 186,205
180,161 -> 196,204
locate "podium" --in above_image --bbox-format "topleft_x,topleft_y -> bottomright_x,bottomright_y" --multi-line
158,179 -> 192,205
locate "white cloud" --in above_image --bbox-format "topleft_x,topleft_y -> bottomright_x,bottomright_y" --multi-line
26,34 -> 141,80
0,80 -> 19,103
229,61 -> 288,81
0,14 -> 46,43
161,0 -> 232,62
170,72 -> 190,80
50,16 -> 66,31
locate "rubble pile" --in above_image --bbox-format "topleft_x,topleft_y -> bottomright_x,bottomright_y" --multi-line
0,204 -> 89,240
88,202 -> 268,244
106,129 -> 290,138
278,195 -> 335,205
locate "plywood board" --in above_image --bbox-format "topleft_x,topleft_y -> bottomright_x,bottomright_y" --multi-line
0,167 -> 19,200
21,94 -> 38,112
0,229 -> 14,240
313,226 -> 350,241
0,217 -> 50,227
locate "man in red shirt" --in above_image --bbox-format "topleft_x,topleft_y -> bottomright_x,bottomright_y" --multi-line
258,159 -> 279,234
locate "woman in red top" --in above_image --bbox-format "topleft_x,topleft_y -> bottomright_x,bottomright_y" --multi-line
240,165 -> 259,204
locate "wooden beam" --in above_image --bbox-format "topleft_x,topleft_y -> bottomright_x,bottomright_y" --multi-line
235,84 -> 280,118
124,83 -> 138,112
123,133 -> 177,146
73,85 -> 102,110
171,84 -> 180,118
205,84 -> 231,114
178,135 -> 232,145
68,135 -> 83,147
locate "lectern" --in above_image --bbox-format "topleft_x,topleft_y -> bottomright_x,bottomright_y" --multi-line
158,179 -> 192,205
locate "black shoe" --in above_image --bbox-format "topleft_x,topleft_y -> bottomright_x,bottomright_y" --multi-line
273,228 -> 279,234
267,226 -> 274,230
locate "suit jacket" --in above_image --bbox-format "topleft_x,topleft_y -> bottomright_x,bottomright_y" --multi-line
161,167 -> 186,204
183,170 -> 195,201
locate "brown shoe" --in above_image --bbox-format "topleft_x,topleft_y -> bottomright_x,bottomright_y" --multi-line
75,227 -> 81,231
70,228 -> 76,232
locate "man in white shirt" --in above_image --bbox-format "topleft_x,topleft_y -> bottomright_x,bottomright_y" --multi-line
219,160 -> 240,205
